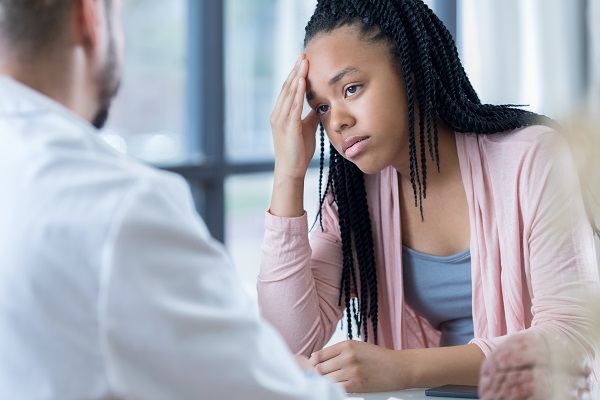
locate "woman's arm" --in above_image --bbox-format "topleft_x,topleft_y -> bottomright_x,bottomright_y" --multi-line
471,131 -> 599,373
257,200 -> 346,356
310,340 -> 484,392
259,54 -> 346,355
269,53 -> 319,218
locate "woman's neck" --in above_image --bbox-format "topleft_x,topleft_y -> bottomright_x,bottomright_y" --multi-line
395,120 -> 462,188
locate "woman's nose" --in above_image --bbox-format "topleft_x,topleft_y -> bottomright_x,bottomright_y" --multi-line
329,104 -> 356,133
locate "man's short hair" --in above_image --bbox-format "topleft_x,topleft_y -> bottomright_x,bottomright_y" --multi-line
0,0 -> 112,58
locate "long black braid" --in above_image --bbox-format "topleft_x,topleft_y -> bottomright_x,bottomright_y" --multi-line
305,0 -> 558,344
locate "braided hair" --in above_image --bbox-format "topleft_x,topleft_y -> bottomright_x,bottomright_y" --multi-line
305,0 -> 557,344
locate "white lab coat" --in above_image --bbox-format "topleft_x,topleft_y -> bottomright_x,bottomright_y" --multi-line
0,76 -> 344,400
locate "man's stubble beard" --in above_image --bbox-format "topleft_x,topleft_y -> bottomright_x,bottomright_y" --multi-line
92,33 -> 120,130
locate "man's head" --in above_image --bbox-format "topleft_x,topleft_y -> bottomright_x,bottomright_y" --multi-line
0,0 -> 124,129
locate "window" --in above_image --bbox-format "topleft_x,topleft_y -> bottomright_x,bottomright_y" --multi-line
225,0 -> 316,161
102,0 -> 188,164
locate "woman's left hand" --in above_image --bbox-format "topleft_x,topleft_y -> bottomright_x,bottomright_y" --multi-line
309,340 -> 410,393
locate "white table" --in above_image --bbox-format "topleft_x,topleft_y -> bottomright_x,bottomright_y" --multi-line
344,382 -> 600,400
345,388 -> 429,400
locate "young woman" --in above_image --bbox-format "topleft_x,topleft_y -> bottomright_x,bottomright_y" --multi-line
258,0 -> 599,393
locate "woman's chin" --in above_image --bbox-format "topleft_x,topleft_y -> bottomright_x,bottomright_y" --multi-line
350,159 -> 385,175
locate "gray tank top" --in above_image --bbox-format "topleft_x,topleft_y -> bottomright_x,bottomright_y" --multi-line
402,246 -> 474,347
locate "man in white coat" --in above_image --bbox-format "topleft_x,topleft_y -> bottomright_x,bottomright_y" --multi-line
0,1 -> 344,399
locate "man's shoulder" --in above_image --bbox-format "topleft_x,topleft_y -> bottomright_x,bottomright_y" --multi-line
65,136 -> 188,207
2,104 -> 188,223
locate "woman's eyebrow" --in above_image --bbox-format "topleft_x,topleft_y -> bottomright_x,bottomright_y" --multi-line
329,66 -> 360,85
306,66 -> 360,102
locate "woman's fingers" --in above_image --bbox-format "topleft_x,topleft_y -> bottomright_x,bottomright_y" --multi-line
309,342 -> 344,367
294,355 -> 317,373
274,55 -> 302,110
289,72 -> 307,121
279,59 -> 307,121
271,54 -> 305,125
310,346 -> 341,375
269,53 -> 317,182
312,354 -> 344,376
302,109 -> 320,143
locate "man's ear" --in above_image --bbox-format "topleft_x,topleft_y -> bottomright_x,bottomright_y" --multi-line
73,0 -> 100,50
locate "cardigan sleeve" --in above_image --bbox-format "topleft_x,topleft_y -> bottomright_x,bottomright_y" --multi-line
469,130 -> 600,379
257,195 -> 346,357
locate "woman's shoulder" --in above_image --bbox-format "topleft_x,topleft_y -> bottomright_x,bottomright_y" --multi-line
459,124 -> 570,161
465,124 -> 560,145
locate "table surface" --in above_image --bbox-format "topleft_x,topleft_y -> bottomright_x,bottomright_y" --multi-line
344,382 -> 600,400
345,388 -> 429,400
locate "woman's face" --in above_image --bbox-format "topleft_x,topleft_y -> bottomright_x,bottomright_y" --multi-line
305,24 -> 410,174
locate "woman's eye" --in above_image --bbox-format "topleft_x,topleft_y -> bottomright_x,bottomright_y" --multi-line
316,105 -> 330,116
345,85 -> 361,97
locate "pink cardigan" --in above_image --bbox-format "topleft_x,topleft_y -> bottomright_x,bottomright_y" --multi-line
258,126 -> 600,379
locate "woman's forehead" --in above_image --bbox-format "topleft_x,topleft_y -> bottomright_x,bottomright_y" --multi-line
305,27 -> 392,84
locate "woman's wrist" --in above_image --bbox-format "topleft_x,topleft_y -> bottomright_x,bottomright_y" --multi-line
397,344 -> 484,389
270,174 -> 306,217
389,349 -> 419,389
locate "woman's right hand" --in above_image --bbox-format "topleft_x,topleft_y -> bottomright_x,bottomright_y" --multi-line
269,54 -> 320,217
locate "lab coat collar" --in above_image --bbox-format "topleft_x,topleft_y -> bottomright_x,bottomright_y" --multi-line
0,75 -> 95,130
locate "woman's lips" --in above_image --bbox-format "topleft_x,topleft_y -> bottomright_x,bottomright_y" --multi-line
342,136 -> 370,159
